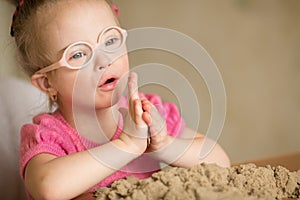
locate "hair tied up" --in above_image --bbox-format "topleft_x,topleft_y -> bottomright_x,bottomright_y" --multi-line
10,0 -> 25,37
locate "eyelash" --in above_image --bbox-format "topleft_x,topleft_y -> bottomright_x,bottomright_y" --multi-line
105,38 -> 117,46
70,51 -> 86,60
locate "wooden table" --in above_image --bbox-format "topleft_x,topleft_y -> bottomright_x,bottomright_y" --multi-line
234,152 -> 300,171
74,152 -> 300,200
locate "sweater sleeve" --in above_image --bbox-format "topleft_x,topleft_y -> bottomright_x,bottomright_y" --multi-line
19,114 -> 77,179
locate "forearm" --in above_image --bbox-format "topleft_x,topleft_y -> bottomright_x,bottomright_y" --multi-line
149,136 -> 230,168
25,138 -> 141,200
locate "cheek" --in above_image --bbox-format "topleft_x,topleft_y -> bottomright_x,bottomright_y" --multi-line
117,54 -> 129,72
51,71 -> 77,99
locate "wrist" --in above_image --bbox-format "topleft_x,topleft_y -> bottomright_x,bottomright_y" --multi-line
148,137 -> 191,165
88,140 -> 141,169
117,133 -> 147,155
155,135 -> 173,151
148,135 -> 174,161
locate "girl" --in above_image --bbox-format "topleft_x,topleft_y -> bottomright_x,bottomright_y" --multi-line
10,0 -> 230,199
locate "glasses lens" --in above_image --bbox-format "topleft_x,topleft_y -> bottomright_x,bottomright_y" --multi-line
101,27 -> 124,52
65,43 -> 93,68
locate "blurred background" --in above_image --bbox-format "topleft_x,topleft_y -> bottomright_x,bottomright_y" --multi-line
1,0 -> 300,164
116,0 -> 300,163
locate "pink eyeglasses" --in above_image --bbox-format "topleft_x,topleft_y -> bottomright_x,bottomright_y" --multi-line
35,26 -> 127,74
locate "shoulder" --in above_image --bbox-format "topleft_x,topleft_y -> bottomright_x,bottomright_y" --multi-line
20,111 -> 79,155
19,112 -> 81,177
21,112 -> 68,138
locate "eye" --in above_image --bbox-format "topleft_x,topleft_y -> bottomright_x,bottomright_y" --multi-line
70,51 -> 85,60
67,51 -> 88,67
65,43 -> 92,67
105,37 -> 119,47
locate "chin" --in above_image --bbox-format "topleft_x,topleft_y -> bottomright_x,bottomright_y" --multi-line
95,91 -> 122,109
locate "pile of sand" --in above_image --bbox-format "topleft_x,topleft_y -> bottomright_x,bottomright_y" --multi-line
94,163 -> 300,200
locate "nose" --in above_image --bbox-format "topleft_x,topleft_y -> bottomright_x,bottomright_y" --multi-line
98,63 -> 111,70
93,49 -> 112,71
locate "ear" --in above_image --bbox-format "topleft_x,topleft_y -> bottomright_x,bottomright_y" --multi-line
31,73 -> 57,97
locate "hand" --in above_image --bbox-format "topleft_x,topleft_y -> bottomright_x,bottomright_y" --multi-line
118,72 -> 148,154
141,99 -> 172,152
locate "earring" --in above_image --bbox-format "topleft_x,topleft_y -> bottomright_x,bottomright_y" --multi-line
50,94 -> 57,102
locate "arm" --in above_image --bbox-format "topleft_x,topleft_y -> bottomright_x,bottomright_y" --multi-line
142,100 -> 230,168
25,138 -> 142,200
150,128 -> 230,168
24,73 -> 148,200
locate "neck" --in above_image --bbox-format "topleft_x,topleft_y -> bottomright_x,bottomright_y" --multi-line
59,103 -> 120,143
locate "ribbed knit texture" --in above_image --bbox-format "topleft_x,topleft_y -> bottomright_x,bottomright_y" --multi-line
20,94 -> 185,199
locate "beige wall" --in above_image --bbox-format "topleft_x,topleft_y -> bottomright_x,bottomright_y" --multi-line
1,0 -> 300,163
0,1 -> 21,77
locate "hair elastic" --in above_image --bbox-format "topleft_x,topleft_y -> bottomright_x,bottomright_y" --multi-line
10,0 -> 25,37
111,4 -> 119,17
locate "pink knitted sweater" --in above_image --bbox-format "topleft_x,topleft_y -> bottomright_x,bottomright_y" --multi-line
20,94 -> 185,199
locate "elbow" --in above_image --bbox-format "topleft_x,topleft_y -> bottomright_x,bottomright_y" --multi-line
33,191 -> 57,200
199,138 -> 231,168
216,145 -> 231,168
209,143 -> 231,168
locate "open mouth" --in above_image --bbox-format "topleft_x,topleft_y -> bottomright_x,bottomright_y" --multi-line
104,78 -> 116,85
99,76 -> 118,89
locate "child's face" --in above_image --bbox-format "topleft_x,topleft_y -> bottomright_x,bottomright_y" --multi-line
38,0 -> 129,109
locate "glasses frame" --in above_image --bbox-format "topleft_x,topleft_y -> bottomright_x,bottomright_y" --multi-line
35,26 -> 127,74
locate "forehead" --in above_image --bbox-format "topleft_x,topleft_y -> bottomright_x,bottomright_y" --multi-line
38,0 -> 117,55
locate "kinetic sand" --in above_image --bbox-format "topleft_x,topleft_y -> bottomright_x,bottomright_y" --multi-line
95,163 -> 300,200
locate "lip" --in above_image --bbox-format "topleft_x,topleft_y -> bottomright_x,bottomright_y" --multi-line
98,75 -> 119,91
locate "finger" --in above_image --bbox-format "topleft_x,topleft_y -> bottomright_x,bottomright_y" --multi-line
142,111 -> 152,126
134,99 -> 143,115
141,100 -> 164,132
148,106 -> 166,136
133,99 -> 145,125
128,72 -> 139,100
141,99 -> 151,112
118,108 -> 132,135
